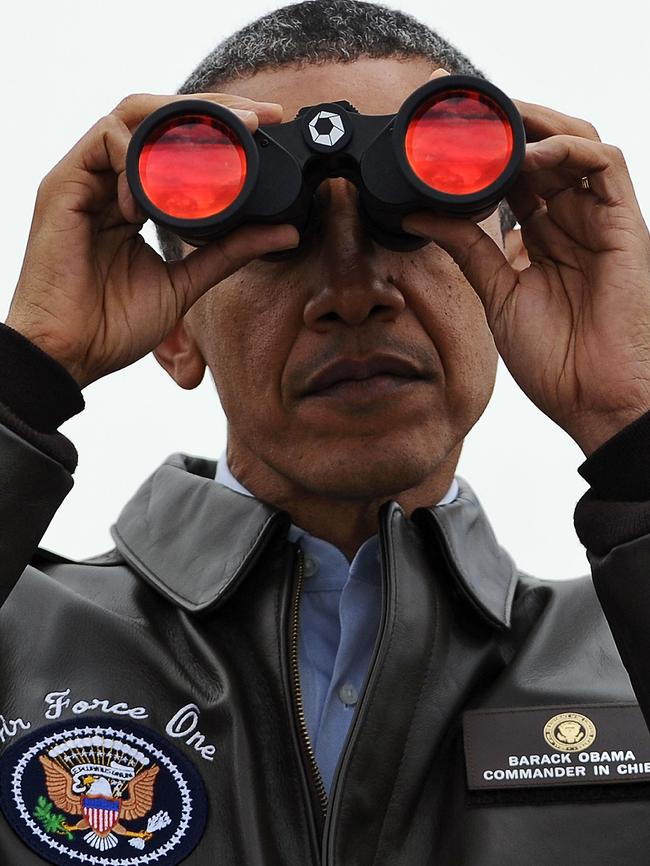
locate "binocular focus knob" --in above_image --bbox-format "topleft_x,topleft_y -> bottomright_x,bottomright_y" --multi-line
300,103 -> 354,154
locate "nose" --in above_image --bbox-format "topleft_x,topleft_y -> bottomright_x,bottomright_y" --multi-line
302,178 -> 406,331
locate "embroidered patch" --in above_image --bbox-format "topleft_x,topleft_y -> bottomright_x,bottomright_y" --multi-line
0,717 -> 207,865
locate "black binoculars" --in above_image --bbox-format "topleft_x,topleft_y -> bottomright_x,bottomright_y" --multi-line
126,74 -> 525,254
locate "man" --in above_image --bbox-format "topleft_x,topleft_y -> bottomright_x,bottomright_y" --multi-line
1,0 -> 650,863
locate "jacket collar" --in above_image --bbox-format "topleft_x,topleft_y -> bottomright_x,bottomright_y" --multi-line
412,477 -> 518,631
111,453 -> 290,613
111,453 -> 517,629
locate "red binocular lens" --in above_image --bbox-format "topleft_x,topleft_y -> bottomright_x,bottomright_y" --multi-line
404,88 -> 514,196
137,115 -> 248,220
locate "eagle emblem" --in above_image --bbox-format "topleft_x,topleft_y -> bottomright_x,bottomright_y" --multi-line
37,734 -> 169,851
0,719 -> 207,865
543,711 -> 597,752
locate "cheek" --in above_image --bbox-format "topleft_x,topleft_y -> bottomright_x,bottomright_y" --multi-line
404,252 -> 498,405
193,269 -> 299,423
447,287 -> 497,371
444,292 -> 498,417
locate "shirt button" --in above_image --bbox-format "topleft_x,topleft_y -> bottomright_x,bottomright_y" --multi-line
303,556 -> 319,578
339,683 -> 358,707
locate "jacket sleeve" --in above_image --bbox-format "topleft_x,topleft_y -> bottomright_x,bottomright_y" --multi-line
574,408 -> 650,729
0,322 -> 85,606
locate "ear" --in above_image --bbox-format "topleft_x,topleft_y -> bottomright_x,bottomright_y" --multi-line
503,226 -> 530,271
153,317 -> 206,390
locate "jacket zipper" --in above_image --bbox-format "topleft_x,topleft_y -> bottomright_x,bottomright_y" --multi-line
289,526 -> 391,864
289,548 -> 329,820
320,511 -> 392,865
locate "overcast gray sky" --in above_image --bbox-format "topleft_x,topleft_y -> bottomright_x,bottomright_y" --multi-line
2,0 -> 648,577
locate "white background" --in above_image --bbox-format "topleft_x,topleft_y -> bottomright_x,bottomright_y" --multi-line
2,1 -> 648,577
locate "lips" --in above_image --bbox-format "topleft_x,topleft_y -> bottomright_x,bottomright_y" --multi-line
301,353 -> 428,397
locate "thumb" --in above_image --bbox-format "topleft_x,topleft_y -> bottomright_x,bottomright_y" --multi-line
167,223 -> 299,315
402,212 -> 517,329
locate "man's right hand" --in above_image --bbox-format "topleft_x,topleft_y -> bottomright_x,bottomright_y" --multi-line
5,93 -> 298,389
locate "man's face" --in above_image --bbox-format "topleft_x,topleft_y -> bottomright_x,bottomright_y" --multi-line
170,57 -> 501,500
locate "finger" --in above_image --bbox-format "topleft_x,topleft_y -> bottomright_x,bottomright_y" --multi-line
511,199 -> 579,261
44,113 -> 146,227
117,171 -> 147,225
402,213 -> 517,328
75,114 -> 131,176
523,136 -> 635,205
506,173 -> 547,225
56,114 -> 142,224
111,91 -> 284,131
191,92 -> 285,125
428,67 -> 451,81
513,98 -> 602,143
168,223 -> 300,314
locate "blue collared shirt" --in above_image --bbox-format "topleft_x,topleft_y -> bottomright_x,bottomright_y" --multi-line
215,452 -> 458,793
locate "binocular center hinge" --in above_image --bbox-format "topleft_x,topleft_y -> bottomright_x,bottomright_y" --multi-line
334,100 -> 359,114
295,99 -> 359,119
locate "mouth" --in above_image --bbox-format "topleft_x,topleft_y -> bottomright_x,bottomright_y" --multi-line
301,353 -> 430,401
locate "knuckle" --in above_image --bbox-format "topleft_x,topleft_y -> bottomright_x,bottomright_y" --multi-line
604,143 -> 625,163
96,112 -> 118,134
113,93 -> 150,117
578,119 -> 601,141
35,168 -> 62,203
36,171 -> 53,197
99,112 -> 128,139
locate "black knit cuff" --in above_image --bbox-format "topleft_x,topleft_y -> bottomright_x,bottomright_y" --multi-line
0,322 -> 84,432
577,408 -> 650,500
574,408 -> 650,555
0,401 -> 78,473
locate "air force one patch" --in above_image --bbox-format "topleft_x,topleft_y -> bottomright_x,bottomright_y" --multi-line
0,718 -> 207,865
464,702 -> 650,790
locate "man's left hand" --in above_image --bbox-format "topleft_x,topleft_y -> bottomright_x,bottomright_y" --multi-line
403,75 -> 650,456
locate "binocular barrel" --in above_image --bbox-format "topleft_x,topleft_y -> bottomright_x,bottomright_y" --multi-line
126,75 -> 525,252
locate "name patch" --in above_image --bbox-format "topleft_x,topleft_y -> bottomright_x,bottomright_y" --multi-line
464,702 -> 650,790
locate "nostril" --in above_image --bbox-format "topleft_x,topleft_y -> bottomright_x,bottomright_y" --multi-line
371,304 -> 395,319
319,311 -> 341,323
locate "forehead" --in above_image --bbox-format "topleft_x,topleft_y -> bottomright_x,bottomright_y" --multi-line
212,56 -> 439,121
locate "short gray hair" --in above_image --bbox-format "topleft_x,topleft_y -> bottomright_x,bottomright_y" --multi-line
156,0 -> 517,260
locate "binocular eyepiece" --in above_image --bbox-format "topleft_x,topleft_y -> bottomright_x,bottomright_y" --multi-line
126,75 -> 525,254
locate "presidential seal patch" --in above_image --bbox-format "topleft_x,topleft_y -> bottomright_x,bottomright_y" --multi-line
543,711 -> 597,753
0,718 -> 207,865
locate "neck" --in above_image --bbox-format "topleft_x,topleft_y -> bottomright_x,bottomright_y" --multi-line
225,437 -> 461,562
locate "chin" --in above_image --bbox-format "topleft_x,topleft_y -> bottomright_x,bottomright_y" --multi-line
281,430 -> 451,501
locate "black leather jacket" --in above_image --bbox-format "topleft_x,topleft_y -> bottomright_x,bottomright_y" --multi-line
2,412 -> 650,866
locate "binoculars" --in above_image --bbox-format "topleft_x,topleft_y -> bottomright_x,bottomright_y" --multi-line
126,74 -> 525,254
